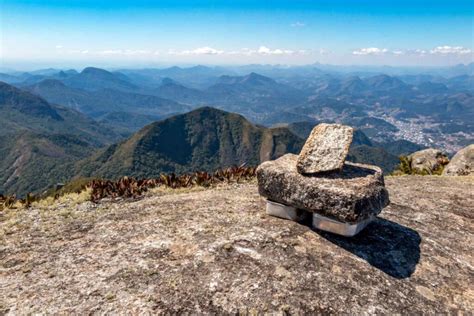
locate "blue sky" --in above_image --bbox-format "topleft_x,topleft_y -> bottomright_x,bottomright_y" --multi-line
1,0 -> 473,69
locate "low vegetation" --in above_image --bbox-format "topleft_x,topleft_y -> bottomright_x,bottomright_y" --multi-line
0,165 -> 257,210
89,165 -> 256,201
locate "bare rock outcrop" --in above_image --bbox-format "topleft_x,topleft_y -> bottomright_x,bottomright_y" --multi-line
443,144 -> 474,176
257,154 -> 389,223
0,177 -> 473,313
296,123 -> 353,174
257,123 -> 389,236
408,148 -> 449,174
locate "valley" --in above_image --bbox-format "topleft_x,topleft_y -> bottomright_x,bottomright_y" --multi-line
0,63 -> 473,196
2,1 -> 472,314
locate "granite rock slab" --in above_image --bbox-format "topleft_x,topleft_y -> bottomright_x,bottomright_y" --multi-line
257,154 -> 390,223
296,123 -> 353,174
442,144 -> 474,176
1,176 -> 473,313
409,148 -> 449,174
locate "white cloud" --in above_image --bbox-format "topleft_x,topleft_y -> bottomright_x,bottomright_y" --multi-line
429,45 -> 472,55
124,49 -> 150,55
401,49 -> 427,56
174,46 -> 304,57
170,47 -> 224,55
99,49 -> 123,55
62,46 -> 310,58
257,46 -> 271,54
412,49 -> 427,55
351,46 -> 473,58
291,21 -> 305,27
319,48 -> 330,55
67,49 -> 89,54
402,46 -> 472,56
227,48 -> 252,55
352,47 -> 389,55
257,46 -> 294,55
227,48 -> 258,56
55,45 -> 63,49
98,49 -> 151,55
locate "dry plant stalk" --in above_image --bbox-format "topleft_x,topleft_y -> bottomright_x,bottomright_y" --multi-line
0,165 -> 257,208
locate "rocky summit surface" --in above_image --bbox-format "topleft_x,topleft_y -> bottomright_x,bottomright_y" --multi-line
443,144 -> 474,176
296,123 -> 353,174
1,176 -> 473,314
257,154 -> 389,223
409,148 -> 449,174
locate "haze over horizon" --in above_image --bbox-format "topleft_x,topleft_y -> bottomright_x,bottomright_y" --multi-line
1,0 -> 473,69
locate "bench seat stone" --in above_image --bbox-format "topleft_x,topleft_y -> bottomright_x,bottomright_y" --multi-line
257,154 -> 390,223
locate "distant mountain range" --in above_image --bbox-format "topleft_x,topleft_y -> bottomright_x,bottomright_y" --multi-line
3,66 -> 473,127
204,72 -> 307,112
0,82 -> 117,144
0,79 -> 424,196
24,75 -> 191,133
0,63 -> 472,195
62,67 -> 138,92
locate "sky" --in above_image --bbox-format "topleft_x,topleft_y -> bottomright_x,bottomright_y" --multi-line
1,0 -> 473,69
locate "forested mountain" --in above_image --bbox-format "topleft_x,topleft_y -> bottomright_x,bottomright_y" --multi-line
76,107 -> 419,182
1,62 -> 472,195
74,107 -> 304,179
62,67 -> 138,92
0,82 -> 119,195
24,78 -> 191,133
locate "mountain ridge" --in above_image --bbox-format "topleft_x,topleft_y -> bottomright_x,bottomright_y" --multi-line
74,106 -> 303,179
0,81 -> 120,195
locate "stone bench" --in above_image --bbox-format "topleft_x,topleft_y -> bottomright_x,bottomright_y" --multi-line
257,154 -> 390,235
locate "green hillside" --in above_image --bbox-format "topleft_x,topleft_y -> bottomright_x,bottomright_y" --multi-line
75,107 -> 304,179
76,110 -> 413,182
0,81 -> 420,197
0,81 -> 120,196
0,132 -> 94,195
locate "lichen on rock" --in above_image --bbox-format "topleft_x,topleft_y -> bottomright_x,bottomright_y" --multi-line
408,148 -> 449,175
0,177 -> 473,313
443,144 -> 474,176
296,123 -> 354,174
257,154 -> 389,223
